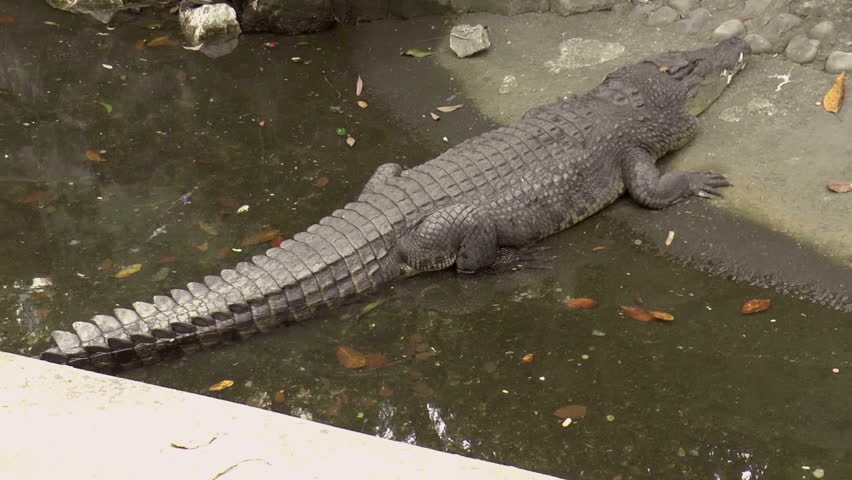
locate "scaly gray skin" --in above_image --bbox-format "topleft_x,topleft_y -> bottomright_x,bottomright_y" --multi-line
40,38 -> 750,371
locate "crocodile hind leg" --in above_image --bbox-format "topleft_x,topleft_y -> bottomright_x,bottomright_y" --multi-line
398,204 -> 498,273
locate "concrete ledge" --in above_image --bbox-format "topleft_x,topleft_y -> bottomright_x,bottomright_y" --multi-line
0,352 -> 557,480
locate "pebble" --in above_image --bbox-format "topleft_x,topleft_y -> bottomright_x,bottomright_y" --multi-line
700,0 -> 739,10
742,0 -> 770,16
785,35 -> 819,64
672,8 -> 710,33
762,13 -> 802,46
647,5 -> 679,26
808,21 -> 835,41
813,468 -> 825,479
713,19 -> 746,41
826,51 -> 852,74
744,33 -> 773,54
449,24 -> 491,58
668,0 -> 698,15
629,3 -> 658,21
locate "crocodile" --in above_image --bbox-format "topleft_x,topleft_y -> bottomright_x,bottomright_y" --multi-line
40,38 -> 751,371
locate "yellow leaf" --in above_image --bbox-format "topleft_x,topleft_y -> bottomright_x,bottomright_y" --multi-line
208,379 -> 234,391
741,299 -> 771,314
114,264 -> 142,278
823,71 -> 846,114
146,35 -> 178,48
436,104 -> 464,113
85,149 -> 105,162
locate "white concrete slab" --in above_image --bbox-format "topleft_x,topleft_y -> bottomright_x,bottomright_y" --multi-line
0,352 -> 559,480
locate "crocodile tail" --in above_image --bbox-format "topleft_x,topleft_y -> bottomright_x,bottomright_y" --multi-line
39,201 -> 401,371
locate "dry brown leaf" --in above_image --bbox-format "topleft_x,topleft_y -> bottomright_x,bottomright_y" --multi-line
436,104 -> 464,113
357,100 -> 368,109
240,228 -> 281,247
157,254 -> 177,264
356,75 -> 364,96
823,71 -> 846,114
0,14 -> 14,25
21,190 -> 52,205
134,39 -> 147,51
741,298 -> 771,314
170,433 -> 218,449
365,353 -> 388,369
620,305 -> 654,322
378,385 -> 394,398
273,391 -> 286,404
566,297 -> 598,309
208,379 -> 234,391
521,353 -> 535,363
414,350 -> 437,360
336,345 -> 367,369
146,35 -> 178,48
827,181 -> 852,193
85,150 -> 105,162
114,264 -> 142,279
429,112 -> 440,121
592,245 -> 606,252
314,177 -> 329,188
346,135 -> 356,147
649,310 -> 674,321
553,404 -> 588,419
98,258 -> 114,274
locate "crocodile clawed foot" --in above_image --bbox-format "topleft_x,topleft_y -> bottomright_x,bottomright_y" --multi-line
477,246 -> 557,274
690,171 -> 732,199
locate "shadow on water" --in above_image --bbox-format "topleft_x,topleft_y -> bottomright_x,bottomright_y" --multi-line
1,3 -> 850,479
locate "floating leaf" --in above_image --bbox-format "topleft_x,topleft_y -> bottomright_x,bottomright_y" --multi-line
436,104 -> 464,113
592,245 -> 606,252
97,102 -> 113,114
98,258 -> 114,274
236,204 -> 250,214
823,71 -> 846,114
208,379 -> 234,391
402,48 -> 434,58
365,353 -> 388,369
649,310 -> 674,321
313,177 -> 329,188
198,220 -> 219,236
620,305 -> 654,322
554,404 -> 588,420
665,230 -> 675,246
85,150 -> 105,162
114,264 -> 142,279
336,127 -> 347,136
44,21 -> 61,27
357,100 -> 368,109
827,181 -> 852,193
429,112 -> 440,121
346,135 -> 356,147
566,297 -> 598,309
0,14 -> 14,25
741,298 -> 771,314
358,299 -> 385,318
240,228 -> 281,247
356,75 -> 364,96
182,44 -> 204,51
146,35 -> 178,48
273,390 -> 286,403
337,345 -> 367,369
521,353 -> 535,363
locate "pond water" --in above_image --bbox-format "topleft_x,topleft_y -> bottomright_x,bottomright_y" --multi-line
1,3 -> 850,479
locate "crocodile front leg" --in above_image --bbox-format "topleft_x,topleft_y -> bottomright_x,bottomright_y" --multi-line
621,147 -> 731,209
398,204 -> 498,274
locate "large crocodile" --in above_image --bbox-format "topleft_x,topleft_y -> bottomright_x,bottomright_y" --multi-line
40,38 -> 751,371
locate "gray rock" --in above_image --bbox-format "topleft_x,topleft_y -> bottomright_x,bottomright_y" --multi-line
700,0 -> 741,11
647,6 -> 679,26
450,24 -> 491,58
789,0 -> 845,17
668,0 -> 699,14
553,0 -> 617,15
808,21 -> 835,42
742,0 -> 771,16
628,3 -> 659,20
744,33 -> 773,53
825,51 -> 852,74
612,2 -> 634,15
239,0 -> 334,34
45,0 -> 123,23
671,7 -> 711,33
180,3 -> 241,46
450,0 -> 550,15
785,35 -> 819,63
759,13 -> 802,52
713,19 -> 746,40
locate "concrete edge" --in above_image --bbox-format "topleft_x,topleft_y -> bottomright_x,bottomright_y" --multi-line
0,352 -> 559,480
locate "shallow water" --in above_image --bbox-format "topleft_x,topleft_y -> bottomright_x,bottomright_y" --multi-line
1,3 -> 849,479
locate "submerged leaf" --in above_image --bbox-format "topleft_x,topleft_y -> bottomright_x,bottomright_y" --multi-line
648,310 -> 674,321
365,353 -> 388,369
741,298 -> 771,314
566,297 -> 598,309
402,48 -> 434,58
208,379 -> 234,391
554,404 -> 588,419
521,353 -> 535,363
620,305 -> 654,322
146,35 -> 178,48
823,72 -> 846,114
337,345 -> 367,369
0,14 -> 14,25
85,150 -> 105,162
114,264 -> 142,278
240,228 -> 281,247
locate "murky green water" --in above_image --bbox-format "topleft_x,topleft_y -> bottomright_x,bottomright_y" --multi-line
1,3 -> 849,479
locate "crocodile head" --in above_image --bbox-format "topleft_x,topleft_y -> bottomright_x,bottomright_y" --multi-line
647,37 -> 751,116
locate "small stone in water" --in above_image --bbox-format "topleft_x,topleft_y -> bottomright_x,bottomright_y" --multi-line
592,329 -> 606,337
606,414 -> 615,422
813,468 -> 824,478
676,447 -> 686,457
